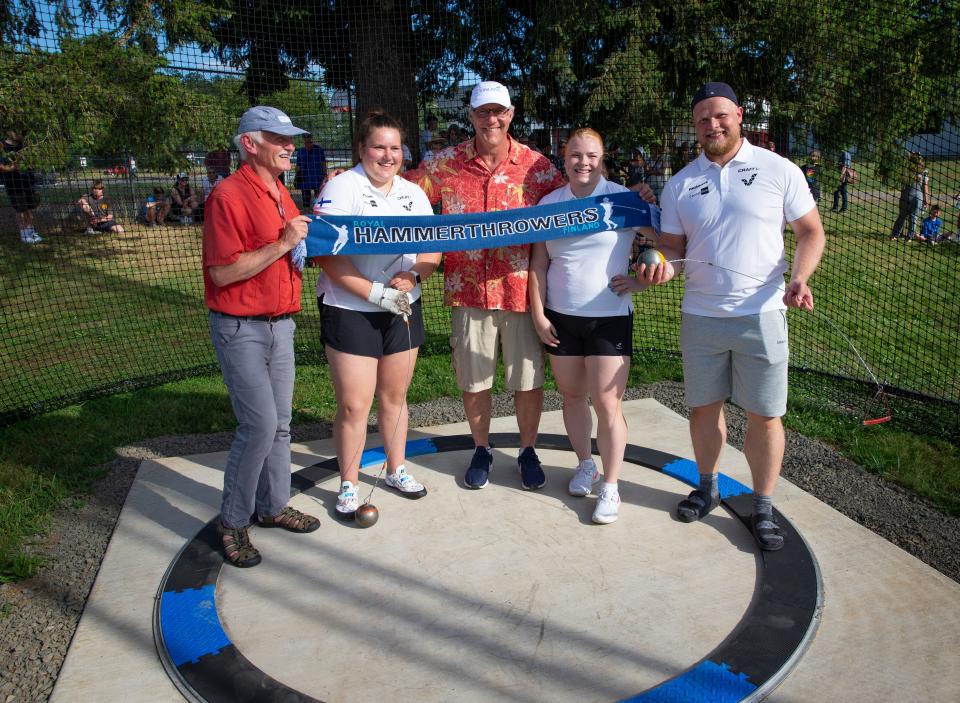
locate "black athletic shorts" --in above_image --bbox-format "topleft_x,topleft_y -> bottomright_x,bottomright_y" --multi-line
544,308 -> 633,357
3,174 -> 38,213
319,296 -> 425,358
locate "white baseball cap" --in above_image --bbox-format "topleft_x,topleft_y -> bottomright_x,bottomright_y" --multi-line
470,81 -> 512,109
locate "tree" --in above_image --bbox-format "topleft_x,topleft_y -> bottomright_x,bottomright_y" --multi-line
0,35 -> 233,170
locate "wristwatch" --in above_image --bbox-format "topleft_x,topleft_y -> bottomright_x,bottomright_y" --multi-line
412,271 -> 422,285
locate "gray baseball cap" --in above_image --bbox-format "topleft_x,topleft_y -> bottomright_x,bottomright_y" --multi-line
235,106 -> 308,137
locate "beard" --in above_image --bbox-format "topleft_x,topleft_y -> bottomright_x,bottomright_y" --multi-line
701,124 -> 741,158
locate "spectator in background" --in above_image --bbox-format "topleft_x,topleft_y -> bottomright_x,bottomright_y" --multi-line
198,169 -> 223,222
141,187 -> 165,226
204,147 -> 231,179
766,140 -> 777,153
1,130 -> 42,244
831,154 -> 856,213
78,180 -> 124,234
420,115 -> 438,158
646,143 -> 669,199
293,133 -> 327,209
446,124 -> 461,145
953,190 -> 960,239
422,135 -> 447,163
801,149 -> 822,203
551,140 -> 567,172
918,204 -> 944,244
626,148 -> 648,188
160,173 -> 200,225
891,152 -> 929,242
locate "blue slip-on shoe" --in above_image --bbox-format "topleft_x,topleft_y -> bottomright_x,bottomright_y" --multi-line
464,446 -> 493,489
517,447 -> 546,490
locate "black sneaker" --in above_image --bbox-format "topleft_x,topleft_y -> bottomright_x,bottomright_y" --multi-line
464,446 -> 493,489
517,447 -> 545,490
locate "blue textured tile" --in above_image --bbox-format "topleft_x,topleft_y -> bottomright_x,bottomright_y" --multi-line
360,438 -> 438,468
622,660 -> 756,702
662,459 -> 752,498
160,585 -> 231,667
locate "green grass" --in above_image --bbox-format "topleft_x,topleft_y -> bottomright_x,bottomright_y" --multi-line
1,349 -> 957,582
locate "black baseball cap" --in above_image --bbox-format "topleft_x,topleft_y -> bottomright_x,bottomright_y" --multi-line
692,82 -> 739,109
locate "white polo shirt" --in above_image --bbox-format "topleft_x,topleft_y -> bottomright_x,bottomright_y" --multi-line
539,178 -> 637,316
315,164 -> 434,312
660,139 -> 815,317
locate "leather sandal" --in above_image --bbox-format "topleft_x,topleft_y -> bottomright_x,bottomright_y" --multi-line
218,523 -> 261,568
258,506 -> 320,533
676,489 -> 720,523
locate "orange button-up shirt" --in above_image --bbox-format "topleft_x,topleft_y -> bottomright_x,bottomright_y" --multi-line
406,137 -> 564,311
203,163 -> 302,316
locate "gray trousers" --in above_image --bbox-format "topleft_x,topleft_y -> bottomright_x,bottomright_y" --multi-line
209,312 -> 296,528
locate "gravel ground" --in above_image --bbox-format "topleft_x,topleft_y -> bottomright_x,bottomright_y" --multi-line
2,381 -> 958,702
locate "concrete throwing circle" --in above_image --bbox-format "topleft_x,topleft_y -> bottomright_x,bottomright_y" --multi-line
154,433 -> 822,703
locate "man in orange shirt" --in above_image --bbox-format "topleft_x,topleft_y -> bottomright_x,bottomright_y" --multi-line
203,106 -> 318,568
408,81 -> 567,490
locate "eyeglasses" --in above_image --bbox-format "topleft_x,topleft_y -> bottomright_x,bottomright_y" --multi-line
473,106 -> 511,119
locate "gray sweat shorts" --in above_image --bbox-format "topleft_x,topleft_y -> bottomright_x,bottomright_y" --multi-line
680,310 -> 789,417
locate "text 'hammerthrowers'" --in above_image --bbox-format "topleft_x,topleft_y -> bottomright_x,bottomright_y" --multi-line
353,207 -> 602,245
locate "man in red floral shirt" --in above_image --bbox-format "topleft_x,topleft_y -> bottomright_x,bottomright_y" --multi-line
407,81 -> 566,490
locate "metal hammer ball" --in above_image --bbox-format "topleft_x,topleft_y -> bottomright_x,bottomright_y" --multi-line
637,247 -> 665,267
355,503 -> 379,528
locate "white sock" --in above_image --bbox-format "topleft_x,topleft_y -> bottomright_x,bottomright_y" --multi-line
602,481 -> 618,494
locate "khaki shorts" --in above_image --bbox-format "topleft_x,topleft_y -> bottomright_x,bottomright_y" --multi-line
450,307 -> 544,393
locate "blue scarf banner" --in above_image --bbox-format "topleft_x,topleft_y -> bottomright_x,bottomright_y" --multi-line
305,191 -> 658,257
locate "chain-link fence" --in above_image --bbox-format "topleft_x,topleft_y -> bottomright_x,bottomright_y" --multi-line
1,1 -> 957,435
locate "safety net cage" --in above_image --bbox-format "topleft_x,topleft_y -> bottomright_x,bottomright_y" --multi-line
0,1 -> 957,438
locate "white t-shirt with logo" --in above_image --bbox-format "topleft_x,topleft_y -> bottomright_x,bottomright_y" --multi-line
315,164 -> 433,312
660,139 -> 815,317
538,177 -> 637,316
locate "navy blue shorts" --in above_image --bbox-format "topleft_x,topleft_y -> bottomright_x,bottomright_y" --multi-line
544,308 -> 633,357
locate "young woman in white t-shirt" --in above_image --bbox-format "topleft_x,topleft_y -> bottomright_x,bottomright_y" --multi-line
314,110 -> 441,517
528,128 -> 660,524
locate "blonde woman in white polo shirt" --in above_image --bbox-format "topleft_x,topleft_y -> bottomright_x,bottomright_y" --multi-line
315,110 -> 441,518
648,82 -> 825,551
528,128 -> 660,524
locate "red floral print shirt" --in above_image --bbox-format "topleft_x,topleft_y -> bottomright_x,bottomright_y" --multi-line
406,136 -> 565,311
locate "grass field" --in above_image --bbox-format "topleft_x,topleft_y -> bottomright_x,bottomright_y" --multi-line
0,168 -> 958,581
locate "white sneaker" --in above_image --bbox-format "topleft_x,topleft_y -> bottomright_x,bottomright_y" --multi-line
85,227 -> 97,235
336,481 -> 359,515
592,485 -> 620,524
384,465 -> 427,497
568,458 -> 600,496
20,230 -> 41,244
